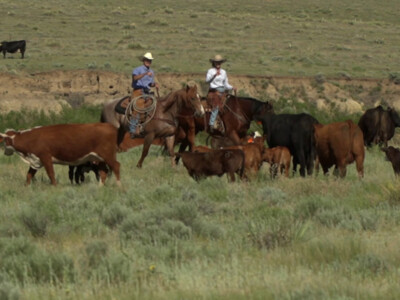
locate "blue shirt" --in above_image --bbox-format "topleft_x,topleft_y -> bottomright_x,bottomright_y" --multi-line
132,65 -> 155,90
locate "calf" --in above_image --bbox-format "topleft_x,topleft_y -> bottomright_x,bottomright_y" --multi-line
0,40 -> 26,59
176,149 -> 245,182
224,138 -> 264,178
262,146 -> 291,178
0,123 -> 120,186
68,162 -> 100,184
382,146 -> 400,176
313,120 -> 364,178
193,145 -> 213,153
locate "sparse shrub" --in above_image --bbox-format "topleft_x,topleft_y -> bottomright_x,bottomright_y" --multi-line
20,209 -> 48,238
248,216 -> 309,250
127,43 -> 144,50
66,93 -> 85,108
163,219 -> 192,240
389,72 -> 400,85
315,207 -> 353,228
0,282 -> 20,300
256,186 -> 287,205
87,62 -> 97,69
102,203 -> 129,228
352,253 -> 388,276
0,237 -> 75,284
85,241 -> 108,268
359,210 -> 379,231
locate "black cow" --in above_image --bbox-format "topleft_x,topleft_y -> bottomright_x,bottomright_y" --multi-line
0,40 -> 26,59
358,105 -> 400,147
255,112 -> 319,177
68,162 -> 100,184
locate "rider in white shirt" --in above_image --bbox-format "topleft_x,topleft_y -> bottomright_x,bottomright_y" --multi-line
206,54 -> 236,130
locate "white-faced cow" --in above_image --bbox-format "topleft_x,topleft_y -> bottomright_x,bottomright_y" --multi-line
0,40 -> 26,59
0,123 -> 120,186
358,105 -> 400,147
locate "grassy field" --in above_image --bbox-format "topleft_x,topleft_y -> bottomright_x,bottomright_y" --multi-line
1,0 -> 400,299
0,0 -> 399,78
0,121 -> 400,299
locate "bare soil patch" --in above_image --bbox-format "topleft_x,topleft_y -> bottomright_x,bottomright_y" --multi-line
0,70 -> 399,114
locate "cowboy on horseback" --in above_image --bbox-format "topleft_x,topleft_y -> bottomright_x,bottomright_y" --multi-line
206,54 -> 237,132
129,52 -> 159,138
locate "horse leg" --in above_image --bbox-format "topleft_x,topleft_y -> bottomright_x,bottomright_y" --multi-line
227,130 -> 242,145
137,133 -> 155,168
165,135 -> 176,167
175,140 -> 188,165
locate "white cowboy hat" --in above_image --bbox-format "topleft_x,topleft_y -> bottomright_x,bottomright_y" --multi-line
209,54 -> 226,63
141,52 -> 154,61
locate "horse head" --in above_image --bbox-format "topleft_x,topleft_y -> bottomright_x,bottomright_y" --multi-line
253,100 -> 274,121
184,83 -> 205,118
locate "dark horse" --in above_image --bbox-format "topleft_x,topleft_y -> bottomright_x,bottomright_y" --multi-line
175,95 -> 274,157
101,84 -> 205,168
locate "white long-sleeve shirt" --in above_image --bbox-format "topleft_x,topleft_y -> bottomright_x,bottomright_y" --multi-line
206,68 -> 233,91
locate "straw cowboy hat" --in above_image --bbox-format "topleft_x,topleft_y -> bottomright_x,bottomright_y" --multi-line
209,54 -> 226,63
140,52 -> 154,61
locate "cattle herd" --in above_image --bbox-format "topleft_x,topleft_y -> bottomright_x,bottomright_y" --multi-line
1,99 -> 400,187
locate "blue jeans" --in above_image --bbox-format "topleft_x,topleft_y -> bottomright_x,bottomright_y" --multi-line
129,114 -> 140,134
209,107 -> 219,127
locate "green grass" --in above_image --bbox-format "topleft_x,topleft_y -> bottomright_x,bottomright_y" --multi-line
0,139 -> 400,299
1,0 -> 400,298
0,0 -> 399,78
0,106 -> 400,299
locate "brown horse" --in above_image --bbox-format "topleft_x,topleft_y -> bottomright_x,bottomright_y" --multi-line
175,96 -> 274,160
101,84 -> 205,168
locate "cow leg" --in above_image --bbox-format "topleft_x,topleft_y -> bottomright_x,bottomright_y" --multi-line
98,162 -> 108,186
137,133 -> 155,168
68,166 -> 75,184
26,167 -> 37,186
42,159 -> 57,185
165,135 -> 176,167
103,159 -> 121,187
75,165 -> 83,184
355,155 -> 364,178
295,150 -> 306,177
228,172 -> 236,182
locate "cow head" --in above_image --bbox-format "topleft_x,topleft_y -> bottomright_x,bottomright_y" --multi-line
0,131 -> 17,156
388,107 -> 400,127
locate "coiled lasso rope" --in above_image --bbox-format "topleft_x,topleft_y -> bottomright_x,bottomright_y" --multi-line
124,94 -> 157,126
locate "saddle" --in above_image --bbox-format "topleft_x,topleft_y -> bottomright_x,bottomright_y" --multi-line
114,94 -> 156,124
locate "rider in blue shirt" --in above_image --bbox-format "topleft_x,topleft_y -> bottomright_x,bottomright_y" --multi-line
129,52 -> 159,138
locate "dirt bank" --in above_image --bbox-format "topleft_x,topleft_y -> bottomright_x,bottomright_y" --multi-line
0,70 -> 399,114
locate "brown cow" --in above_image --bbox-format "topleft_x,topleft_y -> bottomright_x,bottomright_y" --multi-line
382,146 -> 400,176
0,123 -> 121,186
224,137 -> 264,178
262,146 -> 291,178
176,149 -> 245,182
313,120 -> 364,178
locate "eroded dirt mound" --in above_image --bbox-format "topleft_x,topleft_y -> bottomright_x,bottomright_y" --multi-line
0,70 -> 399,114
